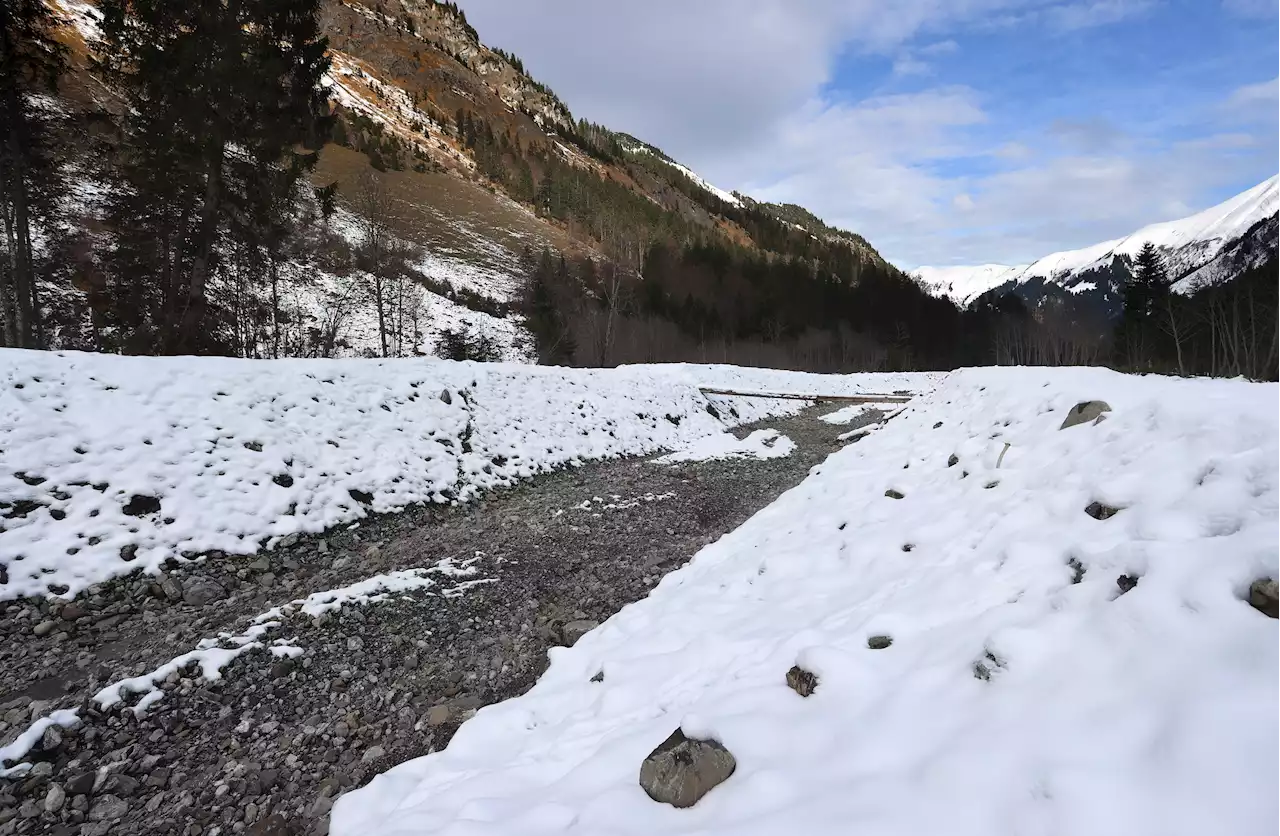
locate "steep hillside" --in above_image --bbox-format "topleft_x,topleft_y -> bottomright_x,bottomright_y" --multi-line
914,175 -> 1279,315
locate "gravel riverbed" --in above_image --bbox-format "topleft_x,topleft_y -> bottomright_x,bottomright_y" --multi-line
0,407 -> 878,835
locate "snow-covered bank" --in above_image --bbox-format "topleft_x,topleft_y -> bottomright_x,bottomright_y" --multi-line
333,367 -> 1279,836
0,351 -> 932,600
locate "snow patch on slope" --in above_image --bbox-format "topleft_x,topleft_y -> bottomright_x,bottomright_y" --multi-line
915,175 -> 1279,305
332,366 -> 1279,836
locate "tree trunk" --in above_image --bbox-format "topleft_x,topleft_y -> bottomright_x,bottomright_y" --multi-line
173,143 -> 224,354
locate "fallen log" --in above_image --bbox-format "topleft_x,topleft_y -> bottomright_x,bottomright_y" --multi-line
698,388 -> 913,404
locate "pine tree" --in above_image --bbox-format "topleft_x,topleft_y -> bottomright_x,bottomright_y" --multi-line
98,0 -> 331,354
1115,241 -> 1169,369
0,0 -> 67,348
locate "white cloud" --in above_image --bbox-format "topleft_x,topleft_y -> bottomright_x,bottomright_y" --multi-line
1223,74 -> 1280,108
1046,0 -> 1152,30
455,0 -> 1276,269
892,55 -> 933,76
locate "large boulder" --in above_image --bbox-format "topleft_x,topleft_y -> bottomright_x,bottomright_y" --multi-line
1059,400 -> 1111,430
639,729 -> 736,808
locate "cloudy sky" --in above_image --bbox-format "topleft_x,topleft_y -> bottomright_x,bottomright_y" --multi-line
457,0 -> 1279,269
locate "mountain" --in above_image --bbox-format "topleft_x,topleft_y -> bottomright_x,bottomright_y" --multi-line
42,0 -> 914,365
913,175 -> 1279,314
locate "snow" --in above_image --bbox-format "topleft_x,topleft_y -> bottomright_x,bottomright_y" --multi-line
332,366 -> 1278,836
621,143 -> 743,207
0,351 -> 927,601
915,175 -> 1278,306
817,404 -> 878,425
665,160 -> 742,207
911,264 -> 1026,306
654,429 -> 795,464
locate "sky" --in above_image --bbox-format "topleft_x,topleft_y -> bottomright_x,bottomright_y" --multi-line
456,0 -> 1278,270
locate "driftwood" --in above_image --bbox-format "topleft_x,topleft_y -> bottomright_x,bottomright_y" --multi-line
698,388 -> 913,404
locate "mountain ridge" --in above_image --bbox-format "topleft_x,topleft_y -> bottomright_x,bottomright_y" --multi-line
913,175 -> 1279,312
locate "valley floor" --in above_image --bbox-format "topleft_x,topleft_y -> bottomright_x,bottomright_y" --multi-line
0,402 -> 873,835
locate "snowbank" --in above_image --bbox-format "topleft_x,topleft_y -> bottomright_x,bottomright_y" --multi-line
0,351 -> 928,600
333,367 -> 1279,836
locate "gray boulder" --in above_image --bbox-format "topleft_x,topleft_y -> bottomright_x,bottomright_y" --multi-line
639,729 -> 736,808
182,577 -> 225,606
1059,400 -> 1111,430
560,619 -> 599,647
1249,578 -> 1278,618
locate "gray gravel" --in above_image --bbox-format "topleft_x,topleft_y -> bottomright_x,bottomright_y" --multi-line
0,407 -> 879,835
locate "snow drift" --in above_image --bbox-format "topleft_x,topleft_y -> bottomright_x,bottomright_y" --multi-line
0,350 -> 929,600
332,366 -> 1279,836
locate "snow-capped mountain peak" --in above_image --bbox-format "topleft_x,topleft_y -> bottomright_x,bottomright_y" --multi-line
913,175 -> 1279,308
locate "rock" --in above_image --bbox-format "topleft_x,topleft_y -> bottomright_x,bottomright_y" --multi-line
1116,574 -> 1140,595
785,665 -> 818,697
560,619 -> 599,647
248,557 -> 270,572
182,577 -> 225,606
638,729 -> 736,808
249,813 -> 292,835
18,800 -> 39,819
159,575 -> 184,602
317,539 -> 329,555
59,604 -> 85,621
66,772 -> 95,796
590,670 -> 604,683
1248,578 -> 1278,618
360,746 -> 385,764
44,783 -> 66,813
947,454 -> 959,467
426,705 -> 451,727
259,572 -> 276,587
867,635 -> 893,650
39,723 -> 63,751
103,773 -> 139,796
88,794 -> 129,821
122,494 -> 161,516
308,795 -> 333,819
1059,400 -> 1111,430
884,489 -> 904,500
439,389 -> 452,405
1085,501 -> 1120,521
33,620 -> 57,637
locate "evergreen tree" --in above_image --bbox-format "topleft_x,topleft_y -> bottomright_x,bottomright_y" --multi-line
0,0 -> 67,348
97,0 -> 331,354
1115,241 -> 1169,369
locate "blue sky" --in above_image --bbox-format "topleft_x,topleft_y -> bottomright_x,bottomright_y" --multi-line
462,0 -> 1277,268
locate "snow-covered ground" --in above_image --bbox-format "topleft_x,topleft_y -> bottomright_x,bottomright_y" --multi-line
654,429 -> 796,464
0,351 -> 931,601
332,367 -> 1278,836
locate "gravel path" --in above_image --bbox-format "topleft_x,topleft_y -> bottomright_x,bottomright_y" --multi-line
0,407 -> 879,835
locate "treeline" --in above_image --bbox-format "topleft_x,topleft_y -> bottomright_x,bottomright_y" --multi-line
970,244 -> 1277,380
521,242 -> 986,372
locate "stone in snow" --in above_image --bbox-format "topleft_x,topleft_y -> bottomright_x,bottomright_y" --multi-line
786,665 -> 819,697
638,728 -> 736,808
1249,578 -> 1278,618
1059,400 -> 1111,430
560,619 -> 599,647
